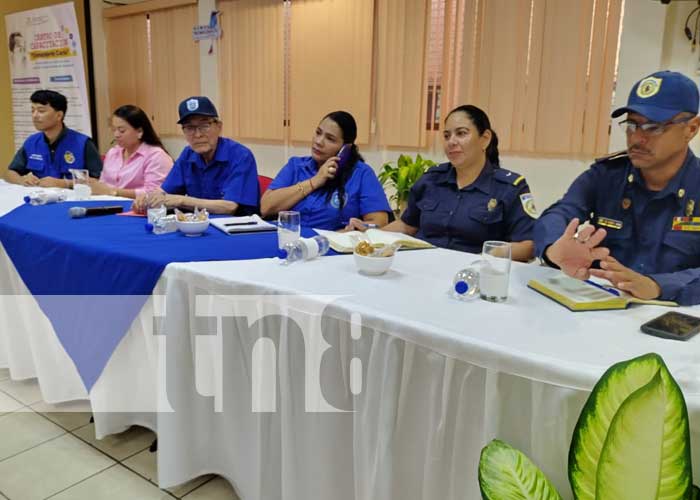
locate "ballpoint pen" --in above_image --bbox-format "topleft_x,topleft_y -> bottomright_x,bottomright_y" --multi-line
584,280 -> 620,296
342,220 -> 377,229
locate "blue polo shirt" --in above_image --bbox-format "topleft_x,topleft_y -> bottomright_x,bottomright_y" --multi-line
161,137 -> 259,214
402,162 -> 536,253
535,150 -> 700,305
269,156 -> 391,230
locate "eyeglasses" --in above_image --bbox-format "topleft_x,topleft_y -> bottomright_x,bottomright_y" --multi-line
618,116 -> 693,136
182,121 -> 216,136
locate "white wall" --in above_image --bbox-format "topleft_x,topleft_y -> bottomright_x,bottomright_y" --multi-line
93,0 -> 694,212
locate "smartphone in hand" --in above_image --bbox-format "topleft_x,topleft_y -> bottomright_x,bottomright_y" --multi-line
336,144 -> 353,172
640,311 -> 700,341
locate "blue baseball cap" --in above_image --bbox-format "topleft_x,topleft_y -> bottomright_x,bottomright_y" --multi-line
177,96 -> 219,124
611,71 -> 699,122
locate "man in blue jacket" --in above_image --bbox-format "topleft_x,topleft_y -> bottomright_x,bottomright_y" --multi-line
5,90 -> 102,187
535,71 -> 700,305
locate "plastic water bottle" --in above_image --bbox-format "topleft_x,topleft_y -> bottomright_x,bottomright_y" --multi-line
451,268 -> 480,300
24,190 -> 68,206
145,214 -> 178,235
278,235 -> 330,264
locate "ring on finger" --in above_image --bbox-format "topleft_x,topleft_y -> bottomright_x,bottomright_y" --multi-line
573,231 -> 589,243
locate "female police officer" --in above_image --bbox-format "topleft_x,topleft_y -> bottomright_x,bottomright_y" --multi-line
359,104 -> 536,261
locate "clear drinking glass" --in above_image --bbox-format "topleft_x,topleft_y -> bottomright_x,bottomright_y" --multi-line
147,205 -> 167,224
69,169 -> 91,200
278,211 -> 301,249
479,241 -> 512,303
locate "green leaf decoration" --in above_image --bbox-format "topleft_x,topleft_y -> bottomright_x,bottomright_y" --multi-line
569,353 -> 692,500
478,439 -> 562,500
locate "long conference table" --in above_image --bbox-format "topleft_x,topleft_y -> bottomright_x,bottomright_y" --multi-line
0,179 -> 698,500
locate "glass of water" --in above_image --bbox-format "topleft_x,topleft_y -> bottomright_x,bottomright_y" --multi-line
278,211 -> 301,249
479,241 -> 512,303
69,169 -> 91,200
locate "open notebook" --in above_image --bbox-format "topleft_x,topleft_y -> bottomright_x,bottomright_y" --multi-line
313,228 -> 434,253
210,215 -> 276,234
528,275 -> 677,311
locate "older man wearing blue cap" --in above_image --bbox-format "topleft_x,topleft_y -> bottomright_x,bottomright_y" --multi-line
535,71 -> 700,305
133,96 -> 259,215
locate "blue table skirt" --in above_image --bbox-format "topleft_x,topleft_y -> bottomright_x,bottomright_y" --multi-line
0,201 -> 322,390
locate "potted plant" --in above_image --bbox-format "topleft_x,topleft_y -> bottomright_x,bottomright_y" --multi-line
378,154 -> 436,215
478,352 -> 699,499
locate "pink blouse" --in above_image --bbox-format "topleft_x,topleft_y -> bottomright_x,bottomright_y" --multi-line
100,143 -> 173,196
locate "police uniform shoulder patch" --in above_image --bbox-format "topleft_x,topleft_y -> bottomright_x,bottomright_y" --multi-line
519,192 -> 537,218
494,168 -> 525,186
594,150 -> 628,164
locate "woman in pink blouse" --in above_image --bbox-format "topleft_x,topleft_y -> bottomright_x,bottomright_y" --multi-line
89,105 -> 173,198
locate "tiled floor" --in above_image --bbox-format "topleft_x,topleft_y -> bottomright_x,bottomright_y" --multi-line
0,374 -> 240,500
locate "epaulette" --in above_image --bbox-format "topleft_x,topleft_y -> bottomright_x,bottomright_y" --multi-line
494,168 -> 526,186
594,150 -> 628,164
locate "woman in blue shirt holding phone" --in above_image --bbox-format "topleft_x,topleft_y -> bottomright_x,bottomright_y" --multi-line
261,111 -> 390,230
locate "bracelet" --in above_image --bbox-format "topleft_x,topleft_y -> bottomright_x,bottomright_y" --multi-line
541,245 -> 560,269
308,178 -> 315,190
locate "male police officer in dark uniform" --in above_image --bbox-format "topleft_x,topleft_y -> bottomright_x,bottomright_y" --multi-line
5,90 -> 102,187
535,71 -> 700,305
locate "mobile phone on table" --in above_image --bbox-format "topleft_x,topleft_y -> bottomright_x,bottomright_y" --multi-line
640,311 -> 700,341
336,144 -> 353,171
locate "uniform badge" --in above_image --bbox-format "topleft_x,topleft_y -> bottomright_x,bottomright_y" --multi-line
63,151 -> 75,164
487,198 -> 498,211
330,191 -> 346,209
678,188 -> 686,199
686,199 -> 696,217
627,174 -> 634,183
621,198 -> 631,210
672,216 -> 700,231
596,216 -> 623,230
519,193 -> 537,219
186,98 -> 199,111
636,76 -> 662,99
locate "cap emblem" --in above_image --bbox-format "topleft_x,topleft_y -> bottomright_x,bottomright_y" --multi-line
636,77 -> 662,99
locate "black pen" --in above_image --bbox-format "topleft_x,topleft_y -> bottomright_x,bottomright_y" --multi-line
224,221 -> 258,227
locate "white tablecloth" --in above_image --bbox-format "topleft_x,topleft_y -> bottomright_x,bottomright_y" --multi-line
156,251 -> 699,499
0,179 -> 698,499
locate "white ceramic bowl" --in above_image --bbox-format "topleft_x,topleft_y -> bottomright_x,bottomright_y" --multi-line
353,252 -> 394,276
176,219 -> 210,237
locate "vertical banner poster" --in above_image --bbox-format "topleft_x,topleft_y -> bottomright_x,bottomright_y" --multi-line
5,2 -> 92,150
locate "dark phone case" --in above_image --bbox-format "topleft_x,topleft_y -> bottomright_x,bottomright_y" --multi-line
337,144 -> 352,171
640,312 -> 700,341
